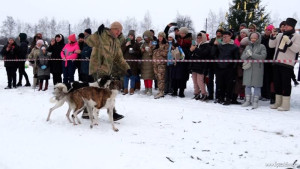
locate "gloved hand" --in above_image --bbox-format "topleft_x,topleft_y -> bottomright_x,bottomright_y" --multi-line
282,35 -> 291,44
246,49 -> 252,57
126,69 -> 132,77
41,65 -> 47,70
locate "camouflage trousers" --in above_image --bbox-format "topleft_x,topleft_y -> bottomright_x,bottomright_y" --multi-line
153,63 -> 166,92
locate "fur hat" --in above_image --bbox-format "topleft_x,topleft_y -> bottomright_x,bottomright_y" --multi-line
68,34 -> 76,42
179,27 -> 189,34
240,29 -> 250,36
143,30 -> 153,40
128,30 -> 135,36
285,18 -> 297,29
84,28 -> 92,35
110,21 -> 123,31
158,32 -> 166,39
19,33 -> 27,41
249,24 -> 256,29
78,33 -> 85,39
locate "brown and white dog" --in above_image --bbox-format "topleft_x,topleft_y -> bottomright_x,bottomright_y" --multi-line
71,80 -> 121,131
46,77 -> 111,124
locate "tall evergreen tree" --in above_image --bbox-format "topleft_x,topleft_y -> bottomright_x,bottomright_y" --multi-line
227,0 -> 270,33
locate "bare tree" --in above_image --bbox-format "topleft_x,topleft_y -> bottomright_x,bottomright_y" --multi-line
1,16 -> 16,37
176,12 -> 195,35
123,17 -> 138,35
49,18 -> 57,38
37,17 -> 49,38
23,23 -> 34,37
57,20 -> 70,37
140,11 -> 153,32
206,10 -> 218,38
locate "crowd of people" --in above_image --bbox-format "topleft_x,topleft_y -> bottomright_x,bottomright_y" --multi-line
1,18 -> 300,112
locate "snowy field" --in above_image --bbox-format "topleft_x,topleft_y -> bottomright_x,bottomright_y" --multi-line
0,61 -> 299,169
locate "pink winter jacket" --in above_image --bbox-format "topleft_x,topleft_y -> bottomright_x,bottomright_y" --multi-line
61,42 -> 80,67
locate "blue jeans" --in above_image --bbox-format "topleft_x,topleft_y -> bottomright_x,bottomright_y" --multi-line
124,75 -> 136,89
62,60 -> 76,84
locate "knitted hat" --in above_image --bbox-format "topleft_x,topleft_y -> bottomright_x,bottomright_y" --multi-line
41,46 -> 46,50
179,27 -> 189,34
285,18 -> 297,28
168,32 -> 175,40
84,28 -> 92,35
240,23 -> 247,27
68,34 -> 76,42
158,32 -> 166,39
36,39 -> 44,46
78,33 -> 85,39
110,21 -> 123,31
266,24 -> 275,31
240,29 -> 250,36
128,30 -> 135,36
19,33 -> 27,41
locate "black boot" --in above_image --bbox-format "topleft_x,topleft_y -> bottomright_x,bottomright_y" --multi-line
43,80 -> 48,91
112,108 -> 124,121
38,81 -> 43,91
16,82 -> 22,87
171,88 -> 178,96
231,94 -> 241,105
5,85 -> 12,89
270,93 -> 275,104
179,89 -> 185,98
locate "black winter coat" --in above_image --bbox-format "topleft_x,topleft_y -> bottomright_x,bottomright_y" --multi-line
80,43 -> 92,75
121,40 -> 141,76
189,43 -> 211,74
211,41 -> 239,69
47,35 -> 65,74
1,42 -> 19,67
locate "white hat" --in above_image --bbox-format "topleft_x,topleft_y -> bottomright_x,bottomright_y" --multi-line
36,39 -> 44,45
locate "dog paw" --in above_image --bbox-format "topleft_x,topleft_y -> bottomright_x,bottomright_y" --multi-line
114,128 -> 119,132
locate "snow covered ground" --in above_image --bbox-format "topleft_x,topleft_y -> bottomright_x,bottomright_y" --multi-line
0,61 -> 299,169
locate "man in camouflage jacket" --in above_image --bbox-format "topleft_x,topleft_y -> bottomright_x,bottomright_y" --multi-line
85,22 -> 131,121
85,22 -> 130,79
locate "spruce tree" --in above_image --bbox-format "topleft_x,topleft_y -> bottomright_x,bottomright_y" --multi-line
226,0 -> 270,33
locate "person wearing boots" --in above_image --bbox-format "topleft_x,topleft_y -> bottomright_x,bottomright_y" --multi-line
141,30 -> 155,96
261,25 -> 276,104
36,46 -> 51,91
1,38 -> 19,89
17,33 -> 31,87
28,39 -> 44,89
173,27 -> 192,98
241,32 -> 267,109
121,30 -> 141,95
61,34 -> 80,89
85,22 -> 131,121
269,18 -> 300,111
153,32 -> 169,99
189,32 -> 211,101
47,34 -> 65,85
211,31 -> 239,105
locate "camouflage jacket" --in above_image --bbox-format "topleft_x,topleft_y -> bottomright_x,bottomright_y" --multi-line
85,29 -> 130,78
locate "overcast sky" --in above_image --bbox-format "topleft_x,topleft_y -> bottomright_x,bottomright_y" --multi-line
0,0 -> 299,33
